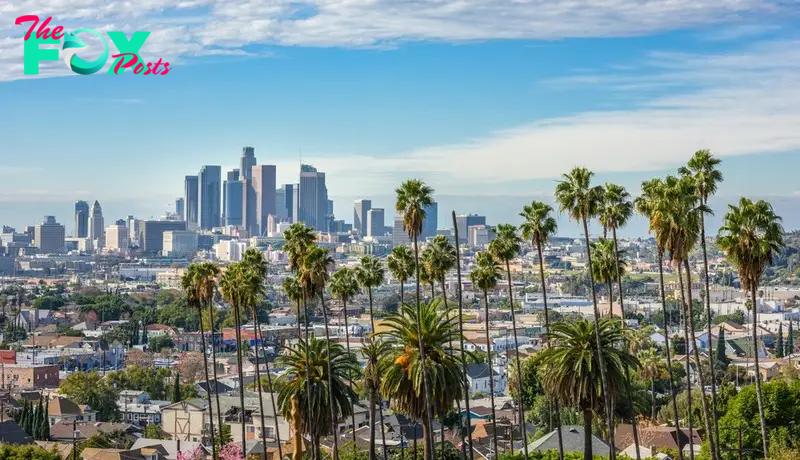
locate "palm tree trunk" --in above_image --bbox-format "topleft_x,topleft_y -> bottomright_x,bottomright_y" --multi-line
208,299 -> 224,435
482,289 -> 499,458
536,240 -> 564,460
251,307 -> 270,458
699,211 -> 721,460
683,259 -> 716,459
196,300 -> 217,460
451,211 -> 474,460
581,217 -> 616,460
233,301 -> 247,450
676,264 -> 695,460
300,294 -> 316,460
400,280 -> 404,307
611,227 -> 641,460
504,260 -> 529,458
367,286 -> 388,460
340,298 -> 358,449
658,252 -> 684,460
413,235 -> 436,460
583,409 -> 593,460
369,388 -> 377,460
292,397 -> 304,460
440,279 -> 466,457
651,379 -> 656,421
319,292 -> 340,460
751,286 -> 770,458
256,325 -> 282,459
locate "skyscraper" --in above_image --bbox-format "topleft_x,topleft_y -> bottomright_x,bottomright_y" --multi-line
34,216 -> 65,253
105,224 -> 129,252
422,201 -> 439,239
198,165 -> 222,229
74,201 -> 89,238
175,198 -> 185,219
353,199 -> 372,235
225,179 -> 243,226
184,175 -> 199,226
222,169 -> 240,223
240,147 -> 257,181
366,208 -> 384,237
454,214 -> 486,242
392,213 -> 410,246
291,184 -> 299,223
88,201 -> 105,247
298,164 -> 328,231
281,184 -> 295,222
251,165 -> 277,236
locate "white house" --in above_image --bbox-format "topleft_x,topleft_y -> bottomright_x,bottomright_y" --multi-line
465,363 -> 507,396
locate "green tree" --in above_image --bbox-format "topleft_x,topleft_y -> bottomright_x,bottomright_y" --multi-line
329,266 -> 361,448
0,444 -> 62,460
144,424 -> 168,439
555,166 -> 617,459
507,354 -> 543,410
716,327 -> 729,367
718,197 -> 786,458
148,335 -> 174,353
538,319 -> 639,460
788,322 -> 794,356
58,371 -> 119,421
362,339 -> 391,460
106,367 -> 173,400
777,323 -> 785,358
32,296 -> 65,310
172,373 -> 182,403
386,246 -> 415,307
638,347 -> 666,421
395,178 -> 436,460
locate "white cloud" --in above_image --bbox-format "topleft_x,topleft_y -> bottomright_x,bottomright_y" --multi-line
0,0 -> 792,81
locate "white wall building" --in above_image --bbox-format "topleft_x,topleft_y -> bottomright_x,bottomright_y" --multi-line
163,230 -> 198,257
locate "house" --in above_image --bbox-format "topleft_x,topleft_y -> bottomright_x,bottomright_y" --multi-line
80,445 -> 169,460
0,420 -> 33,445
732,361 -> 782,382
194,380 -> 233,397
48,397 -> 97,425
118,391 -> 170,426
35,441 -> 74,459
465,363 -> 507,396
19,309 -> 60,330
529,426 -> 618,456
615,424 -> 702,455
50,421 -> 140,442
131,438 -> 210,460
145,324 -> 176,339
160,399 -> 208,443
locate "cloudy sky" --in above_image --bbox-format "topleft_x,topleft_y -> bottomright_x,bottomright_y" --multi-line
1,1 -> 799,235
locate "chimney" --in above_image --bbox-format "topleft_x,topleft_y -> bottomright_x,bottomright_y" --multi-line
177,439 -> 181,452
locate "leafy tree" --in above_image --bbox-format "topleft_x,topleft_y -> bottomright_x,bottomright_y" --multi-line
148,335 -> 174,353
777,323 -> 785,358
59,371 -> 119,421
0,444 -> 62,460
787,322 -> 795,356
508,354 -> 543,410
716,327 -> 730,367
106,367 -> 173,400
712,310 -> 745,326
144,424 -> 168,439
32,296 -> 65,310
155,297 -> 200,331
172,373 -> 182,402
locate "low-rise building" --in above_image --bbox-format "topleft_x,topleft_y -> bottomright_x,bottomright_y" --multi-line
47,397 -> 97,425
0,364 -> 59,389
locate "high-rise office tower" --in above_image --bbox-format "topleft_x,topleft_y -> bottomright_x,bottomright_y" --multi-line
105,224 -> 129,252
88,201 -> 105,247
225,178 -> 243,226
34,216 -> 65,253
454,214 -> 486,242
251,165 -> 277,236
279,184 -> 295,222
222,169 -> 240,223
74,201 -> 89,238
422,202 -> 438,239
366,208 -> 384,237
141,220 -> 187,255
298,164 -> 328,231
240,147 -> 257,181
291,184 -> 299,223
392,213 -> 410,246
175,198 -> 185,219
275,187 -> 287,219
184,175 -> 199,226
198,165 -> 222,229
353,199 -> 372,235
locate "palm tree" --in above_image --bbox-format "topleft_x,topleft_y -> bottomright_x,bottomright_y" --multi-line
519,200 -> 564,459
469,251 -> 501,456
395,178 -> 436,460
379,299 -> 465,460
362,339 -> 392,460
638,348 -> 665,421
181,265 -> 217,460
717,197 -> 785,459
298,245 -> 343,460
635,178 -> 684,460
240,249 -> 278,458
219,262 -> 257,449
387,246 -> 415,307
539,318 -> 640,460
679,150 -> 724,459
356,255 -> 389,460
554,167 -> 616,459
661,175 -> 716,459
284,277 -> 304,343
195,262 -> 224,436
329,267 -> 361,448
488,224 -> 529,456
276,336 -> 360,458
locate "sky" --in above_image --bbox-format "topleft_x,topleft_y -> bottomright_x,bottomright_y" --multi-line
1,1 -> 800,237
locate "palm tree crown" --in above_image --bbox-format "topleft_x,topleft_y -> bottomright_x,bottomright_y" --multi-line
469,252 -> 501,292
284,223 -> 317,272
395,179 -> 435,239
387,246 -> 415,285
589,238 -> 627,290
555,167 -> 603,222
329,267 -> 360,306
599,183 -> 633,237
679,149 -> 723,204
488,224 -> 521,266
519,201 -> 558,248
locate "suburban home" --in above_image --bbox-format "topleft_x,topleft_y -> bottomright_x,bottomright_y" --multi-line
160,399 -> 208,443
118,391 -> 171,426
80,445 -> 169,460
465,363 -> 507,396
616,424 -> 702,457
0,420 -> 33,445
529,426 -> 618,456
131,438 -> 210,460
50,421 -> 140,442
48,397 -> 97,425
145,324 -> 176,339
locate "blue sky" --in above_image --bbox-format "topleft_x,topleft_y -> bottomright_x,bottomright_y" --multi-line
1,1 -> 800,236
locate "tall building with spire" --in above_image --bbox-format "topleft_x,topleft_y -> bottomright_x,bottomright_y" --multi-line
240,147 -> 257,181
250,165 -> 276,235
298,164 -> 328,231
88,200 -> 105,248
198,165 -> 222,229
354,199 -> 371,235
74,200 -> 89,238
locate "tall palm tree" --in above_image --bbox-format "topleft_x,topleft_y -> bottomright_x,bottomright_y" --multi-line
679,150 -> 724,459
451,211 -> 474,460
635,178 -> 684,460
469,252 -> 501,457
554,167 -> 616,459
488,224 -> 529,456
424,236 -> 457,307
387,246 -> 415,307
298,245 -> 342,460
395,178 -> 436,460
362,339 -> 392,460
195,262 -> 224,436
539,319 -> 640,460
519,200 -> 564,459
379,299 -> 465,460
240,249 -> 277,458
329,266 -> 361,448
717,197 -> 785,459
181,265 -> 217,460
276,336 -> 360,459
356,255 -> 389,460
661,175 -> 715,459
638,347 -> 665,421
220,262 -> 257,449
284,277 -> 304,344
